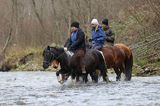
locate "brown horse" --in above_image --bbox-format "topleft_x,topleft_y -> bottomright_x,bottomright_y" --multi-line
43,46 -> 108,84
115,43 -> 133,80
102,43 -> 133,81
69,49 -> 109,83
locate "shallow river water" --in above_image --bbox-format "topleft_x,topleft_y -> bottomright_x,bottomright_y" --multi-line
0,72 -> 160,106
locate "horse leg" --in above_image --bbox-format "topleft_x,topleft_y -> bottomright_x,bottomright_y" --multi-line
76,74 -> 80,82
81,66 -> 88,83
122,64 -> 129,81
124,69 -> 132,81
71,70 -> 76,81
99,68 -> 109,83
118,64 -> 125,80
56,71 -> 59,77
114,67 -> 121,81
124,56 -> 133,81
97,58 -> 109,83
90,70 -> 98,83
103,70 -> 110,83
82,73 -> 88,83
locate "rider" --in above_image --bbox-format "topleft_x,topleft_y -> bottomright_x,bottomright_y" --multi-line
64,21 -> 86,52
102,18 -> 115,46
90,19 -> 106,50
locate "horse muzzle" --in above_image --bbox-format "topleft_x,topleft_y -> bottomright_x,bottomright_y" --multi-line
43,62 -> 50,69
53,65 -> 58,69
52,60 -> 59,69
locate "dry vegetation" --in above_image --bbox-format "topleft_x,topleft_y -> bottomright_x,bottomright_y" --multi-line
0,0 -> 159,74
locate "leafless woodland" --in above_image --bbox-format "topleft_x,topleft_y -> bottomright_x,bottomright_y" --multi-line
0,0 -> 160,63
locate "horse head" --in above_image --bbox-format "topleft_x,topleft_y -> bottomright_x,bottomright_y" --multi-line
42,46 -> 61,69
43,46 -> 71,84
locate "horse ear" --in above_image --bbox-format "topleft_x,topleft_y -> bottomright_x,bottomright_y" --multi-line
47,46 -> 50,50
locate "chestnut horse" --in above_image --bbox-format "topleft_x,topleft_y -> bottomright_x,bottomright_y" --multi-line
102,43 -> 133,81
115,43 -> 133,80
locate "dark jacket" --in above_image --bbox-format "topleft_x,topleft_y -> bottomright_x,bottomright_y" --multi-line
103,26 -> 115,43
64,28 -> 85,51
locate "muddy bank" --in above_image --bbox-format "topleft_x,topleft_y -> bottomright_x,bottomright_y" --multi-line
0,51 -> 43,72
0,48 -> 58,72
133,64 -> 160,76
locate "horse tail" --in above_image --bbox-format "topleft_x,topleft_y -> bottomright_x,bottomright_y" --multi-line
124,52 -> 133,81
97,51 -> 107,71
96,50 -> 110,81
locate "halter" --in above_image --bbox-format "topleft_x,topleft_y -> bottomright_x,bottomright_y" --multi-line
43,51 -> 54,65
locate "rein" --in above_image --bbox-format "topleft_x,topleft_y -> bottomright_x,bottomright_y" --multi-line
52,49 -> 72,61
43,49 -> 66,65
55,51 -> 66,60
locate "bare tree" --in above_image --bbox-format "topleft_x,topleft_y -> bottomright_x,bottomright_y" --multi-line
0,0 -> 159,63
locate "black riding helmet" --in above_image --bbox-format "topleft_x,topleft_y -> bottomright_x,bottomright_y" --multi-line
71,21 -> 79,28
102,18 -> 109,26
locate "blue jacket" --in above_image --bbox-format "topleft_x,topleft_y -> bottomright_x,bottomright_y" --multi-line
92,26 -> 106,45
64,28 -> 85,51
71,31 -> 78,45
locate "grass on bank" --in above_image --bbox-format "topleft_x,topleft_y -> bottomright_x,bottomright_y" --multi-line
3,47 -> 44,71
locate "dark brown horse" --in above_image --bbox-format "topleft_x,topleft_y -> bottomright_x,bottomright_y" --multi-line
70,49 -> 109,83
102,43 -> 133,81
42,46 -> 108,84
43,46 -> 72,84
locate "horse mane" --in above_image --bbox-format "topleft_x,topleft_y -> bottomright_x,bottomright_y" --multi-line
50,43 -> 63,48
49,46 -> 64,53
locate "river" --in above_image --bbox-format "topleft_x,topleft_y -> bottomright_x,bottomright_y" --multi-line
0,72 -> 160,106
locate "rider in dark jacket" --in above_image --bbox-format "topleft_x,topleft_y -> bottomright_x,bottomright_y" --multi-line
102,18 -> 115,45
64,21 -> 85,52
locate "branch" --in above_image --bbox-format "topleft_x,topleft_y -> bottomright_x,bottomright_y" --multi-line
31,0 -> 51,36
1,28 -> 12,54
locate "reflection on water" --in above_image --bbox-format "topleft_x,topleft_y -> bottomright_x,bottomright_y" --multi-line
0,72 -> 160,106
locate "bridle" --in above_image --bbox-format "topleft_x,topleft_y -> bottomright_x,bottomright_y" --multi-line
44,49 -> 67,65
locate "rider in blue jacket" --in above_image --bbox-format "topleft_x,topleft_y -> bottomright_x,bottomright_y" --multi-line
64,21 -> 85,52
91,19 -> 106,50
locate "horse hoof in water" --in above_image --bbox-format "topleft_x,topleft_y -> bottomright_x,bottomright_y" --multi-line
104,76 -> 110,83
58,80 -> 64,84
124,77 -> 131,81
116,77 -> 121,81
